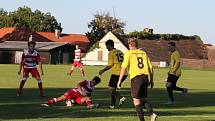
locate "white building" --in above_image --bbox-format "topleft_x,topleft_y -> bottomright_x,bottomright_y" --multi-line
82,32 -> 128,65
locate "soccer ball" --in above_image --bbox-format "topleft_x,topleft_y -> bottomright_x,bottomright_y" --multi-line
66,99 -> 75,107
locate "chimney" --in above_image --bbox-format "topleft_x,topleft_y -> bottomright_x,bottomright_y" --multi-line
29,35 -> 33,42
55,29 -> 61,38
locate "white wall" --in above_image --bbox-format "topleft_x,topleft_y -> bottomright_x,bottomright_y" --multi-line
82,32 -> 128,65
15,51 -> 23,64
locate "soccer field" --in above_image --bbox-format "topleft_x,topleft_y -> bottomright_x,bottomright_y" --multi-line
0,64 -> 214,121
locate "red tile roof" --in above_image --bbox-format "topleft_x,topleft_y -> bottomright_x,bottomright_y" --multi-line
37,32 -> 89,43
0,27 -> 16,38
0,27 -> 89,49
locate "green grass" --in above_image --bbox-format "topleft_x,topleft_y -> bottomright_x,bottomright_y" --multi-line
0,64 -> 215,121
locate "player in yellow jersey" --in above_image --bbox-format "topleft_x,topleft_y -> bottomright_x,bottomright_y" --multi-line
99,39 -> 127,109
118,38 -> 157,121
165,42 -> 188,105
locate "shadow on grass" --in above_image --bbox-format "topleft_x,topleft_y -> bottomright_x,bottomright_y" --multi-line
0,88 -> 215,120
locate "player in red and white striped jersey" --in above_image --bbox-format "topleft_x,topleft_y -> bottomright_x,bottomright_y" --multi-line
17,40 -> 45,97
68,45 -> 85,76
41,76 -> 101,108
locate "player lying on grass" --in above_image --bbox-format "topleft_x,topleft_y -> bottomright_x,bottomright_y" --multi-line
41,76 -> 101,109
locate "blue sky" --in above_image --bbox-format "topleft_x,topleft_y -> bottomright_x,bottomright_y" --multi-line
1,0 -> 215,45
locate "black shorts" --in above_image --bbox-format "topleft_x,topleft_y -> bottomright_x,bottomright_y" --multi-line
131,74 -> 149,99
109,74 -> 127,88
167,74 -> 180,87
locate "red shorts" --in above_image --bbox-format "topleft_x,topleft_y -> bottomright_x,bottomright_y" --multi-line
64,89 -> 84,104
23,68 -> 40,78
72,61 -> 82,68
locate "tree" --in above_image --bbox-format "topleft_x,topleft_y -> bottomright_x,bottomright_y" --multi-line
0,6 -> 62,32
0,8 -> 14,28
86,12 -> 126,44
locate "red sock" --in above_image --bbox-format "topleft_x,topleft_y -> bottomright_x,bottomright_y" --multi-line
38,82 -> 44,96
81,69 -> 85,76
17,80 -> 26,95
86,100 -> 91,107
47,98 -> 57,105
69,70 -> 73,75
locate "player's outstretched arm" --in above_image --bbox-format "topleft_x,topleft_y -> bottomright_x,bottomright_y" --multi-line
76,81 -> 85,92
117,67 -> 126,89
18,54 -> 24,75
99,65 -> 112,75
172,62 -> 180,75
37,55 -> 44,75
148,68 -> 154,89
38,61 -> 44,75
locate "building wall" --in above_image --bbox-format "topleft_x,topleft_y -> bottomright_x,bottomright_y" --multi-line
82,48 -> 108,65
181,58 -> 215,68
15,51 -> 23,64
82,32 -> 128,66
0,50 -> 52,64
39,52 -> 51,64
207,47 -> 215,65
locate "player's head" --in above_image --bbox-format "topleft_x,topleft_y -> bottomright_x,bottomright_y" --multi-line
28,40 -> 36,51
128,38 -> 138,49
167,42 -> 176,52
75,45 -> 79,49
105,39 -> 114,51
91,76 -> 101,86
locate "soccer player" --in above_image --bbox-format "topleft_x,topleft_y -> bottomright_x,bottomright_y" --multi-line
165,42 -> 188,105
41,76 -> 101,109
118,38 -> 157,121
17,40 -> 45,97
68,45 -> 85,76
99,39 -> 127,109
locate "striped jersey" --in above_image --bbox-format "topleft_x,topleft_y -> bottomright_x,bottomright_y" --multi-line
75,80 -> 94,96
22,49 -> 40,68
74,49 -> 81,62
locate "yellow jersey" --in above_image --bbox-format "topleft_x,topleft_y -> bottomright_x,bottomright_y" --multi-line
108,49 -> 124,75
169,50 -> 181,76
121,49 -> 153,79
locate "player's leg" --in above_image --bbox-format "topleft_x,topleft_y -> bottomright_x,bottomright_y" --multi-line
68,64 -> 75,75
32,68 -> 45,97
80,67 -> 85,76
171,76 -> 183,91
171,76 -> 188,95
165,74 -> 175,104
78,97 -> 99,109
142,100 -> 152,113
46,95 -> 67,105
140,76 -> 157,121
133,98 -> 145,121
108,74 -> 118,108
131,74 -> 147,121
77,62 -> 85,76
108,87 -> 116,108
17,68 -> 29,96
44,89 -> 79,107
17,77 -> 28,96
76,96 -> 92,108
117,75 -> 127,108
142,99 -> 157,120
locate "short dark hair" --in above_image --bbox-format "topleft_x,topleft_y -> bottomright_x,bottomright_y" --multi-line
105,39 -> 114,47
92,76 -> 101,85
168,42 -> 176,47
